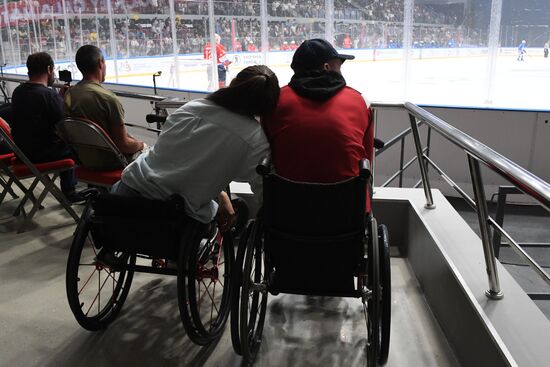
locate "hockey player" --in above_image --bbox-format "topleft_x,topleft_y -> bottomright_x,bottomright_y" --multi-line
517,40 -> 527,61
544,42 -> 549,58
204,34 -> 232,89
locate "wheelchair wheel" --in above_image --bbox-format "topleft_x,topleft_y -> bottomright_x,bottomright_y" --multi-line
240,219 -> 268,364
365,217 -> 381,367
66,203 -> 136,331
178,223 -> 233,345
230,220 -> 254,355
378,224 -> 391,365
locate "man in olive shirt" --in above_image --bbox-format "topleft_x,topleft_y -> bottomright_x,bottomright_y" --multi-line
64,45 -> 145,167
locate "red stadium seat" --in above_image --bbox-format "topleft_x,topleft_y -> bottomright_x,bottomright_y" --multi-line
0,117 -> 79,232
56,117 -> 127,188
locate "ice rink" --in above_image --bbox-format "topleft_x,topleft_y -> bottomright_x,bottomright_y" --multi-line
110,52 -> 550,110
8,49 -> 550,110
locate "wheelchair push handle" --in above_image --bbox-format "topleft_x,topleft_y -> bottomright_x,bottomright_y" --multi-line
256,156 -> 272,176
359,159 -> 371,179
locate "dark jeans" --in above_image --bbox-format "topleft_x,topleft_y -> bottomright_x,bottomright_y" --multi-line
27,144 -> 77,193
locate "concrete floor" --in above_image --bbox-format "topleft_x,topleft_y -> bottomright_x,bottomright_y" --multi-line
0,188 -> 460,367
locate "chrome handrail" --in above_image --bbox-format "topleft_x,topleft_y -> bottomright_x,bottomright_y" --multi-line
371,101 -> 550,299
404,102 -> 550,210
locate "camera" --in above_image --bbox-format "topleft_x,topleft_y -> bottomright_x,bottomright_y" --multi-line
59,70 -> 72,84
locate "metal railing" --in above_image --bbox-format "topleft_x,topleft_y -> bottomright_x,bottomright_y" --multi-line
0,74 -> 166,103
371,102 -> 550,300
0,74 -> 166,135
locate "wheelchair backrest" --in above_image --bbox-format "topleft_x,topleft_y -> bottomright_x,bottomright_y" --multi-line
56,117 -> 128,171
261,173 -> 367,297
89,193 -> 190,259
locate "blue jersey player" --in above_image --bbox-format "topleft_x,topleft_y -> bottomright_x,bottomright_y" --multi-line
517,40 -> 526,61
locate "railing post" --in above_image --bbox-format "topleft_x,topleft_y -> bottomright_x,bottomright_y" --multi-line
467,155 -> 504,300
399,136 -> 405,187
409,114 -> 435,208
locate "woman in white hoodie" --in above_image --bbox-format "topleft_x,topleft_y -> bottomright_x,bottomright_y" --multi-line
112,65 -> 280,231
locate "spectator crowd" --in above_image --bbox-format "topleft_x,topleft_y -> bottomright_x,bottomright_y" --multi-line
1,0 -> 480,64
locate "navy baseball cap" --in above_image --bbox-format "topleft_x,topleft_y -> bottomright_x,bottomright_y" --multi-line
290,38 -> 355,71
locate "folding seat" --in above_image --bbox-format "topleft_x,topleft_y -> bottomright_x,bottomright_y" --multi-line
0,149 -> 18,204
56,117 -> 128,189
0,118 -> 79,232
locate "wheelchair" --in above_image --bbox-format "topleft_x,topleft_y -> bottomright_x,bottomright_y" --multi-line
230,158 -> 391,366
65,190 -> 245,345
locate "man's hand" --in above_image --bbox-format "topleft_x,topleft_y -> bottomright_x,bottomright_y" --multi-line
216,191 -> 236,233
59,84 -> 70,98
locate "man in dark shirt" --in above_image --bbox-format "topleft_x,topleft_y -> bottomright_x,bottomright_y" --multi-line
11,52 -> 83,203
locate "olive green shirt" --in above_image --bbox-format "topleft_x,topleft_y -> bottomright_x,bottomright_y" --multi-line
64,80 -> 124,133
63,80 -> 127,170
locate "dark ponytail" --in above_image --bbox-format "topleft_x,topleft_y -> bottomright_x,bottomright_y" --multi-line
207,65 -> 280,118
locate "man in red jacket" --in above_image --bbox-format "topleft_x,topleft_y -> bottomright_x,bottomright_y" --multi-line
263,38 -> 374,211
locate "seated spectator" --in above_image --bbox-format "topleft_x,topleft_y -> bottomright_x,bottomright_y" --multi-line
64,45 -> 145,167
247,42 -> 257,52
262,39 -> 374,211
113,65 -> 280,231
10,52 -> 84,203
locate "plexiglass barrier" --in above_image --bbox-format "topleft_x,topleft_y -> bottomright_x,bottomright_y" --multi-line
0,0 -> 548,109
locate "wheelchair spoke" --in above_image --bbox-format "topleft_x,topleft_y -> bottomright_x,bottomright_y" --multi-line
210,282 -> 217,327
86,233 -> 98,256
200,279 -> 220,313
104,269 -> 121,287
84,268 -> 112,316
198,279 -> 213,306
98,269 -> 101,314
78,268 -> 98,295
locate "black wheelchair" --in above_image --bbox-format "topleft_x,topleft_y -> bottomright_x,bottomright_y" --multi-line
65,191 -> 246,345
230,158 -> 391,366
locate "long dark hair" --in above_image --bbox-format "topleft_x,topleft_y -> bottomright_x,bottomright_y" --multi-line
207,65 -> 280,118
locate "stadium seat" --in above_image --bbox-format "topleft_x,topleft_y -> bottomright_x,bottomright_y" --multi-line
56,117 -> 128,188
0,118 -> 79,232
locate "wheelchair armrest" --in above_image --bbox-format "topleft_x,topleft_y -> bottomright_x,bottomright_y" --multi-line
256,155 -> 272,176
359,159 -> 371,179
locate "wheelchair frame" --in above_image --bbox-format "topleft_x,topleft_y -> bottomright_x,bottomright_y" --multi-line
230,158 -> 391,366
65,191 -> 237,345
